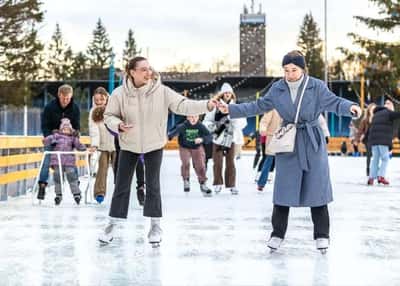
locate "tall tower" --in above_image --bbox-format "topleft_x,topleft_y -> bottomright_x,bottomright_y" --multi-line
240,0 -> 266,76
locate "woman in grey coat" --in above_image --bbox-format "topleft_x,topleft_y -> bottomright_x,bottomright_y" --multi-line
218,50 -> 361,253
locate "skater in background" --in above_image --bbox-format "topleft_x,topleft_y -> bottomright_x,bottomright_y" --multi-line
356,103 -> 376,176
245,129 -> 261,169
256,109 -> 281,191
367,99 -> 400,185
254,125 -> 268,182
99,56 -> 217,246
203,82 -> 247,195
168,115 -> 212,196
349,121 -> 360,156
217,50 -> 361,253
88,87 -> 116,204
43,118 -> 86,205
37,84 -> 80,201
234,123 -> 246,160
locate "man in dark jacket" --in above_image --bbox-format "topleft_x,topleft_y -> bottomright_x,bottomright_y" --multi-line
367,99 -> 400,185
37,84 -> 80,200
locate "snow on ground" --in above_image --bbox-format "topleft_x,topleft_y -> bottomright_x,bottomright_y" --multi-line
0,151 -> 400,286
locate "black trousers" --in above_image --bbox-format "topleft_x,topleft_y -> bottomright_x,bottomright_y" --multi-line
366,145 -> 372,176
114,138 -> 145,188
271,204 -> 330,240
109,149 -> 163,219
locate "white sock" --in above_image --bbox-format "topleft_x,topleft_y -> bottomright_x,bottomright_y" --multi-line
151,218 -> 160,226
109,216 -> 124,225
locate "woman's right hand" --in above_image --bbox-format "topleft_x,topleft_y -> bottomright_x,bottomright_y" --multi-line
119,123 -> 133,133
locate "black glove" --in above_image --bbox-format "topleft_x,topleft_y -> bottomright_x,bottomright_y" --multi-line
325,137 -> 329,144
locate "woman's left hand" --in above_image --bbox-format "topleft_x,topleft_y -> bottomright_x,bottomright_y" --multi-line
350,105 -> 362,119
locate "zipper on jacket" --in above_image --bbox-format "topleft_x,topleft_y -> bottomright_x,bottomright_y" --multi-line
138,92 -> 144,153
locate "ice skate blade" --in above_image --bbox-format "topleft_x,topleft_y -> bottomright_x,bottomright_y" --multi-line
98,237 -> 113,245
202,192 -> 212,197
150,242 -> 160,248
318,248 -> 328,254
268,247 -> 278,253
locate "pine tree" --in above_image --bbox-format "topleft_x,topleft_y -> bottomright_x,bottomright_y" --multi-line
340,1 -> 400,100
123,29 -> 141,65
0,0 -> 44,81
87,18 -> 113,78
71,52 -> 89,80
0,0 -> 44,105
46,23 -> 73,80
297,12 -> 324,78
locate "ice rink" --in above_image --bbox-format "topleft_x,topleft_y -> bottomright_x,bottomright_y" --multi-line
1,151 -> 400,286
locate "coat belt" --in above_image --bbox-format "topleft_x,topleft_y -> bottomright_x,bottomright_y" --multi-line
283,119 -> 320,171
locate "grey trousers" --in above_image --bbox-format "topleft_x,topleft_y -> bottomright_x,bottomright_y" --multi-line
109,149 -> 163,219
53,166 -> 81,197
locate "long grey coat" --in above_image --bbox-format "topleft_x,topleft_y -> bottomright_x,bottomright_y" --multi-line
229,76 -> 355,207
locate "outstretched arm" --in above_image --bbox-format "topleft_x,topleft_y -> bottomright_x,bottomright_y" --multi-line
166,87 -> 216,115
318,80 -> 360,117
223,91 -> 274,119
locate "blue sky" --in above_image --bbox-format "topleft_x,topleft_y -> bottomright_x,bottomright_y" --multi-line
39,0 -> 396,75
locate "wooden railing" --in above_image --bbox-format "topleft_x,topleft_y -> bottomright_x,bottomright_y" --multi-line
0,136 -> 90,201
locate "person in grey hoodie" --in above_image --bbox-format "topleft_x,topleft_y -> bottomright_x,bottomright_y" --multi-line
98,56 -> 217,246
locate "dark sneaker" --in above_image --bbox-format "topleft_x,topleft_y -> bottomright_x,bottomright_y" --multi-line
183,179 -> 190,192
37,183 -> 46,200
377,176 -> 389,185
54,196 -> 62,205
74,194 -> 81,205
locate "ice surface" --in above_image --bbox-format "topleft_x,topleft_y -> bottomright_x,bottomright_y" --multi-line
1,151 -> 400,286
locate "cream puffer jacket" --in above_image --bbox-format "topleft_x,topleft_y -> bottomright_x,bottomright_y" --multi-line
104,73 -> 210,154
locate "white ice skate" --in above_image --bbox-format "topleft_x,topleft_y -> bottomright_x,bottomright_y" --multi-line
200,183 -> 212,197
230,188 -> 239,195
316,238 -> 329,254
98,222 -> 115,244
148,224 -> 162,248
214,185 -> 223,194
267,236 -> 283,252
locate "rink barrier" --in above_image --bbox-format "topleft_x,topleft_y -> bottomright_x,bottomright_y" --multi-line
0,136 -> 90,201
1,135 -> 399,201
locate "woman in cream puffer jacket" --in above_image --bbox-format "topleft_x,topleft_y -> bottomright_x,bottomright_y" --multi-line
99,56 -> 217,246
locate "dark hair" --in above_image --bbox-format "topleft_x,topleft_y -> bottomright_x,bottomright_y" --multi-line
125,56 -> 147,73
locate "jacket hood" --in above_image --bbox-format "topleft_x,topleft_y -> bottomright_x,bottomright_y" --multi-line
373,106 -> 387,114
122,70 -> 162,97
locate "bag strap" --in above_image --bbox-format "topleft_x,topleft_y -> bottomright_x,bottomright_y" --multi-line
294,76 -> 310,124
